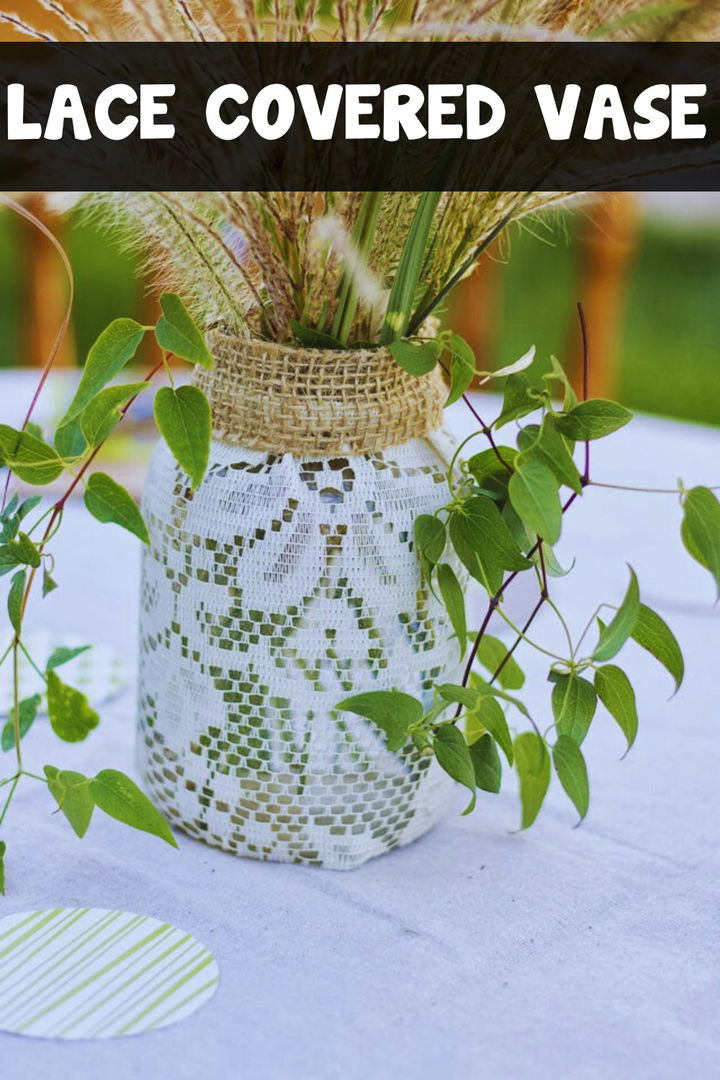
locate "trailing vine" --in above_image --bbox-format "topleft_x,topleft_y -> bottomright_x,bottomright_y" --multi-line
337,310 -> 720,828
0,277 -> 214,894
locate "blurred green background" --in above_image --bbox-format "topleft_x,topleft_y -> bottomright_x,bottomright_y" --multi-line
1,202 -> 719,427
481,213 -> 720,427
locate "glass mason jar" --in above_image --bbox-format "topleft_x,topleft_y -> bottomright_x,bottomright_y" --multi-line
137,330 -> 461,869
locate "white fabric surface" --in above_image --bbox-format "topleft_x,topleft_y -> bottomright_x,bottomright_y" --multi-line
1,388 -> 719,1079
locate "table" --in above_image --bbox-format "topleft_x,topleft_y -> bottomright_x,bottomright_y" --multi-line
1,382 -> 719,1079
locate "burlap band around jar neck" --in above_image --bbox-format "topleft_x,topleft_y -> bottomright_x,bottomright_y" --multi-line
193,329 -> 447,456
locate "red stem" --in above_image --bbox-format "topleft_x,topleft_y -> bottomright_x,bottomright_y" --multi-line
17,360 -> 164,626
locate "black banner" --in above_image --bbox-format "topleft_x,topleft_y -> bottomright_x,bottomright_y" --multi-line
1,42 -> 719,191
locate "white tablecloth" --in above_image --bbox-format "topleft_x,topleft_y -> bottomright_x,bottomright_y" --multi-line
1,386 -> 719,1079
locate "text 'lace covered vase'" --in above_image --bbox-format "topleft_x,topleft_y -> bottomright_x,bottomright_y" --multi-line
137,331 -> 461,869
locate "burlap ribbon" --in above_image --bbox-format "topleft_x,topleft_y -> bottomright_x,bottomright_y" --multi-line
193,329 -> 446,455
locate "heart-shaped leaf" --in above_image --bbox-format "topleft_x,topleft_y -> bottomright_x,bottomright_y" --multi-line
594,664 -> 638,751
84,472 -> 150,544
337,690 -> 423,752
551,672 -> 597,744
593,567 -> 640,662
433,724 -> 476,814
46,671 -> 99,743
514,732 -> 550,830
508,461 -> 562,545
155,293 -> 213,368
552,735 -> 589,822
154,385 -> 212,489
90,769 -> 177,847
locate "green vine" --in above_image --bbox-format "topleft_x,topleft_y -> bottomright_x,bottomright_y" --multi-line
0,293 -> 214,893
336,309 -> 720,830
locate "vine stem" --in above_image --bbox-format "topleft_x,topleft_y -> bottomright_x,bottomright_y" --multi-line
577,301 -> 591,485
0,195 -> 74,514
490,595 -> 546,686
589,480 -> 720,495
0,776 -> 20,827
458,489 -> 580,704
456,298 -> 596,706
12,643 -> 22,772
17,358 -> 165,629
438,355 -> 513,474
0,357 -> 166,821
493,604 -> 565,662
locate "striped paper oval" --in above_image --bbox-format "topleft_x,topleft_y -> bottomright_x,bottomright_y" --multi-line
0,908 -> 219,1039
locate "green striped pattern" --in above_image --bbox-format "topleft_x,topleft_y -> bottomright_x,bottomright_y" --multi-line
0,908 -> 219,1039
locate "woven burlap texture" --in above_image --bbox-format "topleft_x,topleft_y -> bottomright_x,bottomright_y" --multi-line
194,330 -> 446,455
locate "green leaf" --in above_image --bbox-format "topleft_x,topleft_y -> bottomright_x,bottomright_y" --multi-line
494,374 -> 544,430
514,732 -> 551,830
155,293 -> 213,368
413,514 -> 446,565
552,735 -> 589,822
1,494 -> 19,519
445,333 -> 475,405
593,567 -> 640,662
517,414 -> 582,494
42,569 -> 58,597
46,670 -> 99,743
594,665 -> 638,751
541,542 -> 575,578
290,320 -> 344,350
433,724 -> 476,814
681,486 -> 720,598
468,673 -> 533,720
0,840 -> 5,895
449,511 -> 502,595
471,694 -> 514,765
462,496 -> 532,572
478,345 -> 536,382
468,733 -> 502,793
551,672 -> 597,744
630,603 -> 684,692
46,645 -> 91,672
437,562 -> 466,659
89,769 -> 178,847
508,461 -> 562,545
447,688 -> 516,765
154,385 -> 211,490
8,570 -> 25,634
58,318 -> 147,429
80,382 -> 149,447
17,495 -> 43,521
84,472 -> 149,544
1,694 -> 41,752
438,683 -> 477,709
54,416 -> 86,459
388,339 -> 441,376
0,549 -> 19,578
44,765 -> 94,839
336,690 -> 423,752
466,446 -> 517,497
475,634 -> 525,691
556,399 -> 633,441
543,354 -> 577,410
0,426 -> 64,485
502,501 -> 532,551
4,532 -> 40,568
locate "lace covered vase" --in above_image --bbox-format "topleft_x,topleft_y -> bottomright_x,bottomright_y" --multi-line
137,331 -> 461,869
